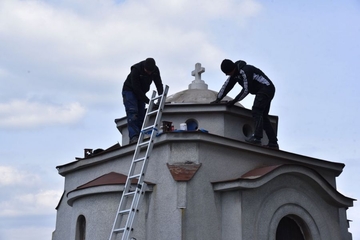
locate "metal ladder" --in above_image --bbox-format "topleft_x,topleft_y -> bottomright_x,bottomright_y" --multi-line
109,85 -> 169,240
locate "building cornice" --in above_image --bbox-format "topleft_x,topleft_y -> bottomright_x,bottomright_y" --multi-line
56,131 -> 345,177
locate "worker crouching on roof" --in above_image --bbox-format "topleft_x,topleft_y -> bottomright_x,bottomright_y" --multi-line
211,59 -> 279,149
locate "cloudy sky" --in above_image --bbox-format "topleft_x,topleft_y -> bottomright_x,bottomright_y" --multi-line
1,0 -> 359,239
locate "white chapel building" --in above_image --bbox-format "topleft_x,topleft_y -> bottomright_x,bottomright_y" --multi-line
52,63 -> 354,240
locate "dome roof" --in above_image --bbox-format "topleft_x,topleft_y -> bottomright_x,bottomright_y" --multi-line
166,88 -> 242,106
166,63 -> 243,107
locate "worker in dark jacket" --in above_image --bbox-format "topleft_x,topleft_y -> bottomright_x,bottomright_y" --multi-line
211,59 -> 279,149
122,58 -> 164,144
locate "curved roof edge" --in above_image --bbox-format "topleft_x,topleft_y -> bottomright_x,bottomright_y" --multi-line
67,172 -> 154,206
212,164 -> 354,208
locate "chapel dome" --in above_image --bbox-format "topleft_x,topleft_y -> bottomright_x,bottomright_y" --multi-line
166,88 -> 242,106
166,63 -> 243,107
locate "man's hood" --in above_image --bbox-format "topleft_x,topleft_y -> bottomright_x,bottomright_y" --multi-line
235,60 -> 247,69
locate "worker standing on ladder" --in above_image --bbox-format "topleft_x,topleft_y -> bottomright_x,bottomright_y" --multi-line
122,58 -> 164,144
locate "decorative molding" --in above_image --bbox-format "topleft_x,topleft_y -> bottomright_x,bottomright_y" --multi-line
167,162 -> 202,181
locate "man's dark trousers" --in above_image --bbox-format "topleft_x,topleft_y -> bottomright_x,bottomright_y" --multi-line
122,90 -> 146,140
252,87 -> 277,143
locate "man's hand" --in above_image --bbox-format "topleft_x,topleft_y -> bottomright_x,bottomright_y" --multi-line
226,99 -> 237,107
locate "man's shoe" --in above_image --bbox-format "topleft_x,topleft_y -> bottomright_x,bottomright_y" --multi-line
263,142 -> 279,150
129,136 -> 139,144
245,136 -> 262,145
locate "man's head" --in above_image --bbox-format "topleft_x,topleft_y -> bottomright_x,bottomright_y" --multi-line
221,59 -> 236,76
144,58 -> 156,74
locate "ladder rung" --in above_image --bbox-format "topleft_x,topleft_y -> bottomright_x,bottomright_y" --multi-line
134,157 -> 146,163
113,227 -> 126,233
119,209 -> 131,215
147,110 -> 158,116
129,174 -> 141,179
142,125 -> 155,132
138,141 -> 150,147
151,95 -> 161,101
124,191 -> 136,196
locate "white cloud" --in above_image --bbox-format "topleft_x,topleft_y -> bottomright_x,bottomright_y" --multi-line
0,226 -> 54,240
0,100 -> 86,129
0,0 -> 263,66
0,0 -> 264,116
0,165 -> 62,217
0,166 -> 40,187
145,0 -> 262,25
0,189 -> 62,217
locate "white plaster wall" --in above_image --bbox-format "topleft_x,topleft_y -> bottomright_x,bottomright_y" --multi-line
53,130 -> 349,240
52,197 -> 74,240
71,193 -> 119,240
241,174 -> 343,240
118,104 -> 277,146
220,191 -> 242,240
145,144 -> 183,240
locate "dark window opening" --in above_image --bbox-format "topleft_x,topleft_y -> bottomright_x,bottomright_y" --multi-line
242,124 -> 253,137
185,119 -> 198,131
76,215 -> 86,240
276,216 -> 305,240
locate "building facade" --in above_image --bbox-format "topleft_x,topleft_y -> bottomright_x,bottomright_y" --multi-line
52,63 -> 353,240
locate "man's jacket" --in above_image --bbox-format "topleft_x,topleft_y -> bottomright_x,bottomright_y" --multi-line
217,60 -> 275,102
123,60 -> 164,103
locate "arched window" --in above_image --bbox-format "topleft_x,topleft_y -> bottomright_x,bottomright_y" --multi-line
76,215 -> 86,240
276,216 -> 305,240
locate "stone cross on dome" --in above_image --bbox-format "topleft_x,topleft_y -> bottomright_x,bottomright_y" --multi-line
192,63 -> 205,81
189,63 -> 208,90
